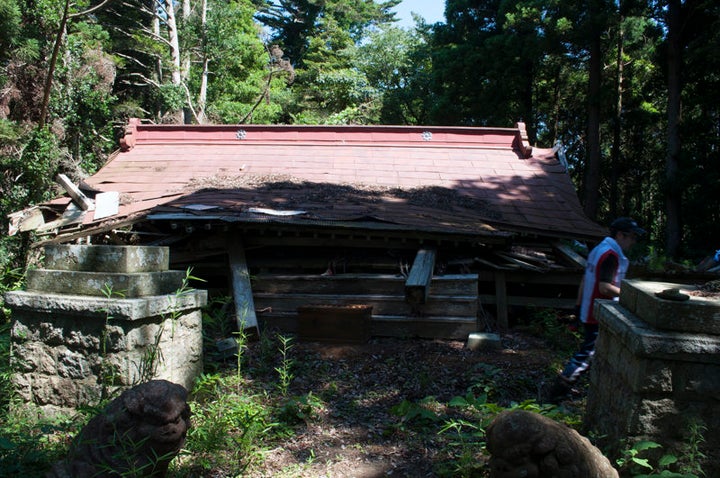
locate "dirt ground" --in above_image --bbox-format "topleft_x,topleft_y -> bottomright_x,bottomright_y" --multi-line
238,330 -> 576,478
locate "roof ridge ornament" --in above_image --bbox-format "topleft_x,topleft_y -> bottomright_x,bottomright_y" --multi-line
119,118 -> 140,151
421,131 -> 433,141
236,129 -> 247,140
514,122 -> 533,158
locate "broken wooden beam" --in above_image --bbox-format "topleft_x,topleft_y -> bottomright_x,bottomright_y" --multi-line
405,248 -> 436,305
552,241 -> 587,269
56,174 -> 94,211
227,233 -> 258,331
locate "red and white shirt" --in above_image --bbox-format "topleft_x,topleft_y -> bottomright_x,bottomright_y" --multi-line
580,237 -> 629,324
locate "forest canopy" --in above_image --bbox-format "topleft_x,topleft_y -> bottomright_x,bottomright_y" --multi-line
1,0 -> 719,279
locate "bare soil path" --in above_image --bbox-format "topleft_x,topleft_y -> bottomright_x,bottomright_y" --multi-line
238,331 -> 572,477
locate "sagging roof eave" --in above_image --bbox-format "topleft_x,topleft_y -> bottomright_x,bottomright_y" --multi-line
29,211 -> 515,248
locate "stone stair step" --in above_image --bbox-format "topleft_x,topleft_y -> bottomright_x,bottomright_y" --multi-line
26,269 -> 187,298
44,244 -> 169,273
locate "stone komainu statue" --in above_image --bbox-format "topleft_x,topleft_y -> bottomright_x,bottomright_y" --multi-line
48,380 -> 190,478
486,409 -> 619,478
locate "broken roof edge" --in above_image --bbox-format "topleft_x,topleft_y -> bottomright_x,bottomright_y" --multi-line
119,118 -> 535,158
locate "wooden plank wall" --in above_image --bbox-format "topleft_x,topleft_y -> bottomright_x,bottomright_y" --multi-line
252,273 -> 479,340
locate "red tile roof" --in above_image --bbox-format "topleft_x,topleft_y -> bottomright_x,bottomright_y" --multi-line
53,119 -> 606,241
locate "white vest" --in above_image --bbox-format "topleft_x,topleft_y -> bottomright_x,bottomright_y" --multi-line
580,237 -> 628,324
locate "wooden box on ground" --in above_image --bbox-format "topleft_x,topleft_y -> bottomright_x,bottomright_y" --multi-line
297,304 -> 373,343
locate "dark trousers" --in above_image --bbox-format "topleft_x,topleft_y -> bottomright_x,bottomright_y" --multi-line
560,323 -> 599,382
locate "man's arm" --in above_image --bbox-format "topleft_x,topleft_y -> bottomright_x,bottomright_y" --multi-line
597,254 -> 620,298
598,281 -> 620,298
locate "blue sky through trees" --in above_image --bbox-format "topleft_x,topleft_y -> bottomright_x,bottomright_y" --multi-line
392,0 -> 445,28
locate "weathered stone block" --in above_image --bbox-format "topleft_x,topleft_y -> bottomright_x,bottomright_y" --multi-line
620,279 -> 720,335
626,357 -> 673,393
6,291 -> 206,415
587,285 -> 720,477
672,362 -> 720,399
26,269 -> 187,297
44,244 -> 169,273
5,290 -> 207,321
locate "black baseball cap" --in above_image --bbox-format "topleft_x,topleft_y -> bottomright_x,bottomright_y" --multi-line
610,217 -> 646,236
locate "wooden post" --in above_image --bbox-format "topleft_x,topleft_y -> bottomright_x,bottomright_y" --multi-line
405,248 -> 436,305
495,271 -> 508,330
227,233 -> 258,331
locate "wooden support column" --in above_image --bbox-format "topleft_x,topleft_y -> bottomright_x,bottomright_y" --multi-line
227,233 -> 258,331
405,248 -> 436,305
495,271 -> 508,330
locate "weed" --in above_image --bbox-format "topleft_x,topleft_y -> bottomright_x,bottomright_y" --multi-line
0,407 -> 81,475
234,322 -> 250,379
528,307 -> 580,353
277,391 -> 325,424
436,418 -> 486,478
99,284 -> 126,401
679,419 -> 706,476
179,389 -> 275,474
274,334 -> 295,397
467,363 -> 502,400
616,439 -> 702,478
0,321 -> 14,411
389,396 -> 442,432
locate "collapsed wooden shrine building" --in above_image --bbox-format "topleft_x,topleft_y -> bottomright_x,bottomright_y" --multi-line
9,118 -> 607,339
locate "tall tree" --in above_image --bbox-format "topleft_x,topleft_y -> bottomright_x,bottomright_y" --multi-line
357,24 -> 433,124
198,0 -> 287,123
253,0 -> 400,124
253,0 -> 398,67
660,0 -> 720,257
663,0 -> 684,258
582,0 -> 609,221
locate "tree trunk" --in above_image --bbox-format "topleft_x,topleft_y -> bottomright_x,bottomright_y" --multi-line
610,20 -> 624,219
665,0 -> 683,258
197,0 -> 208,124
164,0 -> 184,123
38,0 -> 70,129
584,28 -> 602,221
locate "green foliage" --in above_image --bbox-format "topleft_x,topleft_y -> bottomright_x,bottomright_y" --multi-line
200,0 -> 279,123
389,396 -> 442,431
0,321 -> 14,413
679,420 -> 707,477
277,391 -> 325,425
616,440 -> 694,478
0,0 -> 21,59
357,24 -> 431,124
523,307 -> 581,354
616,429 -> 707,478
274,334 -> 295,397
0,405 -> 83,476
436,417 -> 486,478
183,388 -> 275,473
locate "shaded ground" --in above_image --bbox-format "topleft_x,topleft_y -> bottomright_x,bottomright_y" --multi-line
231,330 -> 580,477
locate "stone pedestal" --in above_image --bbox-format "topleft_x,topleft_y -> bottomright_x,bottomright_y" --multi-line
4,245 -> 207,416
585,279 -> 720,473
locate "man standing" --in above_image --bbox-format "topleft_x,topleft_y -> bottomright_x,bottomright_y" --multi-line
558,217 -> 645,386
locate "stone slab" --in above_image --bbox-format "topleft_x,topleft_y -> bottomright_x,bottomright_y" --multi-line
44,245 -> 169,273
466,332 -> 502,350
26,269 -> 187,298
4,290 -> 207,321
620,279 -> 720,335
